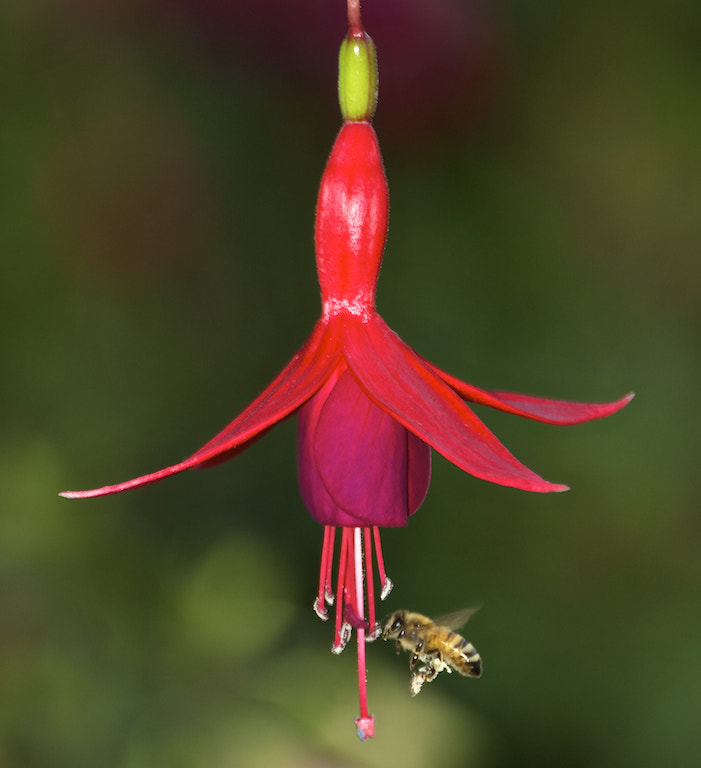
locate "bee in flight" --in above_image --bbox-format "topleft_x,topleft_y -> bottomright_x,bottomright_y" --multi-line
381,608 -> 482,696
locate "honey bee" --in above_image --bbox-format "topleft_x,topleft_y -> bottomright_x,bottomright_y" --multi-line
382,608 -> 482,696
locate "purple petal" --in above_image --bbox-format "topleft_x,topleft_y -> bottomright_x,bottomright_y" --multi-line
297,365 -> 431,527
407,428 -> 432,516
342,315 -> 569,493
297,368 -> 358,526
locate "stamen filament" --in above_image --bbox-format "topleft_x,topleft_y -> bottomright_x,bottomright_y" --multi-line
314,525 -> 336,619
333,528 -> 348,648
363,526 -> 378,638
332,528 -> 352,652
345,527 -> 356,620
324,526 -> 336,605
372,526 -> 393,600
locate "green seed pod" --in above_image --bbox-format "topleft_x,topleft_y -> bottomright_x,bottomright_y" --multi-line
338,33 -> 378,122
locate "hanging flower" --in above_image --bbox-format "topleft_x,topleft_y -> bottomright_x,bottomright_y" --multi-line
61,13 -> 632,741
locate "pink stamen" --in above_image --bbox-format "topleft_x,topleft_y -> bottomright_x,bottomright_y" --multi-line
324,526 -> 336,605
314,526 -> 335,620
372,526 -> 393,600
363,527 -> 378,638
332,528 -> 351,653
343,532 -> 357,626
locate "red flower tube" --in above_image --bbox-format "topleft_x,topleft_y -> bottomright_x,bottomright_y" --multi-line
61,19 -> 633,740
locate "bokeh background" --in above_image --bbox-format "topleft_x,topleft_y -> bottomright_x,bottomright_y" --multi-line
2,0 -> 700,766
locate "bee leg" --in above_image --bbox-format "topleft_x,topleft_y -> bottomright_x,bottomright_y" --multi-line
410,660 -> 437,696
409,639 -> 424,671
420,649 -> 444,682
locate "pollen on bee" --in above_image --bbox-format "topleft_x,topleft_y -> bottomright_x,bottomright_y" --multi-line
410,674 -> 425,697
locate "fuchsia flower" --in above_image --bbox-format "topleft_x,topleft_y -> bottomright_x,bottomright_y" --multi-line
61,12 -> 632,741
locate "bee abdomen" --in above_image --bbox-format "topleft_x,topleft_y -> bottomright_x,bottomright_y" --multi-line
453,637 -> 482,677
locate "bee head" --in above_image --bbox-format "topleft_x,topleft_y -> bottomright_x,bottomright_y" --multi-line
381,610 -> 406,640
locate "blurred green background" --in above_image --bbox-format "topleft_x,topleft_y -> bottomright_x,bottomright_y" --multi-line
2,0 -> 700,766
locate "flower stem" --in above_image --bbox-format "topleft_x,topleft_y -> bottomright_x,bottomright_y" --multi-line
347,0 -> 363,36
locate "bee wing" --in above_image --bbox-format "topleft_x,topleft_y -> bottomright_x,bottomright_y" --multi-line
432,607 -> 481,630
